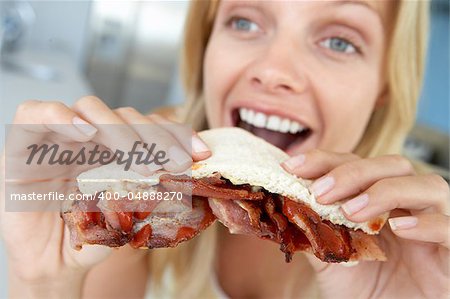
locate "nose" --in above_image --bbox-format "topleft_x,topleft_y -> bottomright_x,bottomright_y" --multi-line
247,38 -> 307,95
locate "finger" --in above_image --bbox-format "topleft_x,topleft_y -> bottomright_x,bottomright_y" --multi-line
147,113 -> 211,161
10,100 -> 97,151
388,213 -> 450,249
114,107 -> 192,173
281,149 -> 359,179
72,97 -> 153,176
312,155 -> 415,204
62,225 -> 112,269
341,174 -> 450,223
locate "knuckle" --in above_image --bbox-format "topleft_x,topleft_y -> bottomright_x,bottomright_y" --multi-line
338,161 -> 364,183
388,155 -> 414,174
16,100 -> 39,115
153,132 -> 176,146
370,179 -> 391,201
375,177 -> 395,189
44,102 -> 68,118
147,113 -> 163,122
307,149 -> 325,160
74,95 -> 102,109
427,174 -> 449,195
345,152 -> 360,161
15,268 -> 59,285
10,268 -> 39,284
115,106 -> 138,115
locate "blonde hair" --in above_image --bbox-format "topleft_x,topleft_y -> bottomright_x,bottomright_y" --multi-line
149,1 -> 430,297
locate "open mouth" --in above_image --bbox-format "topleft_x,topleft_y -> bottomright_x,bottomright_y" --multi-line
232,108 -> 312,151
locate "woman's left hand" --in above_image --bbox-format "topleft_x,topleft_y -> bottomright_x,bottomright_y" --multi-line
282,150 -> 450,299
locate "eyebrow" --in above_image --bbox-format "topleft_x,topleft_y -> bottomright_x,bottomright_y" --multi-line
332,0 -> 380,16
330,0 -> 383,25
219,0 -> 263,15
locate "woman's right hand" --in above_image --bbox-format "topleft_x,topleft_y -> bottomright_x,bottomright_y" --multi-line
0,96 -> 211,298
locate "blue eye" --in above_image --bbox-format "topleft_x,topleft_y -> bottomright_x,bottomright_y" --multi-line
231,17 -> 259,32
321,37 -> 357,54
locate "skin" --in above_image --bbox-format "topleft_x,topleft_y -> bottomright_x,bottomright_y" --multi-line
1,0 -> 449,298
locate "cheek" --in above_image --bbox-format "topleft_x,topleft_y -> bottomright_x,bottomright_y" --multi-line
203,38 -> 241,128
317,73 -> 380,152
203,44 -> 220,128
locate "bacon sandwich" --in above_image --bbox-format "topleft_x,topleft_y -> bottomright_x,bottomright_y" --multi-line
62,128 -> 387,263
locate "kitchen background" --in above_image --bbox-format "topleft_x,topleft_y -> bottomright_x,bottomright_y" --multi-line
0,0 -> 449,296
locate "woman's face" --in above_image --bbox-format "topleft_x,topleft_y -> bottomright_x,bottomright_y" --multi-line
203,0 -> 392,155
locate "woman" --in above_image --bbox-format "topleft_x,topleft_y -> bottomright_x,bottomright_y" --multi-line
2,0 -> 449,298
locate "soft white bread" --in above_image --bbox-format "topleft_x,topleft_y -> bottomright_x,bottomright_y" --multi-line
192,127 -> 388,234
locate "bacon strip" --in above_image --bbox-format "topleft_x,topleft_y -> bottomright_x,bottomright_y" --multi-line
64,174 -> 264,250
209,194 -> 384,263
63,174 -> 385,262
137,198 -> 215,248
282,198 -> 353,262
62,196 -> 215,250
96,198 -> 161,231
159,174 -> 265,200
62,202 -> 132,250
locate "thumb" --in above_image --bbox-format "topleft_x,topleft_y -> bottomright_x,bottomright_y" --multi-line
62,225 -> 112,269
303,251 -> 331,273
303,251 -> 360,279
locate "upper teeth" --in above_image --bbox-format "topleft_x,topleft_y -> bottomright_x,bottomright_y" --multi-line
238,108 -> 306,134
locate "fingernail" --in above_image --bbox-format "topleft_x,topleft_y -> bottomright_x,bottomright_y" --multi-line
147,162 -> 162,173
72,116 -> 97,136
169,146 -> 192,166
136,144 -> 163,173
130,163 -> 152,177
282,154 -> 305,172
311,176 -> 334,197
389,216 -> 418,231
192,136 -> 210,154
341,194 -> 369,216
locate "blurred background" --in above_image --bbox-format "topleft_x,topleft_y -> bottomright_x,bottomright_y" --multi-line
0,0 -> 449,296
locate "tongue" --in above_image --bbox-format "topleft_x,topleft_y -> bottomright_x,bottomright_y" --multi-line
237,121 -> 299,151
